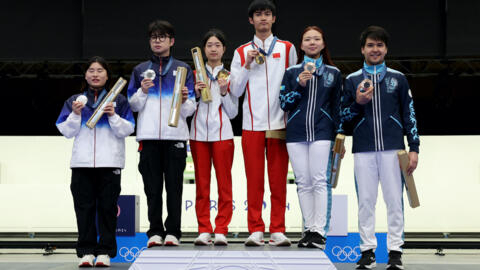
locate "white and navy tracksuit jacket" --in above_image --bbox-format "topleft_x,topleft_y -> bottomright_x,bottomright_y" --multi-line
341,62 -> 419,153
127,55 -> 196,141
342,62 -> 420,252
280,56 -> 342,237
230,34 -> 297,130
190,64 -> 238,141
127,55 -> 195,239
56,89 -> 135,168
280,57 -> 342,143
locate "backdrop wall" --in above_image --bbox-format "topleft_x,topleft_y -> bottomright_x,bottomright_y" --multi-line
0,135 -> 479,233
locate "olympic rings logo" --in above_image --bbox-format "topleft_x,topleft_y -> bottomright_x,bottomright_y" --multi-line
330,245 -> 361,261
118,246 -> 147,262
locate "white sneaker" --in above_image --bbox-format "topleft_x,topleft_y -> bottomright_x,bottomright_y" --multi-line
194,233 -> 212,245
214,234 -> 228,246
245,231 -> 264,246
147,235 -> 163,248
95,255 -> 110,267
164,234 -> 180,246
78,254 -> 94,267
269,232 -> 291,246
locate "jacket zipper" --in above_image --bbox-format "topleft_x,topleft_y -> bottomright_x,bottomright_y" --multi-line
159,61 -> 163,139
206,80 -> 211,141
93,91 -> 98,167
264,41 -> 271,130
94,127 -> 96,167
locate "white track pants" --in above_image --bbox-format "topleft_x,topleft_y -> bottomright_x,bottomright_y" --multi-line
287,140 -> 333,236
354,150 -> 404,252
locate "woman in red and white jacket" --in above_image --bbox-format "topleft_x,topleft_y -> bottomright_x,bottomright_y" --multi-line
190,29 -> 238,246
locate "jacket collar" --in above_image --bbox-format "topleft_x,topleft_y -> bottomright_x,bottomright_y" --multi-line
206,63 -> 224,77
304,55 -> 324,68
363,61 -> 387,82
253,34 -> 274,50
363,61 -> 386,74
150,54 -> 171,66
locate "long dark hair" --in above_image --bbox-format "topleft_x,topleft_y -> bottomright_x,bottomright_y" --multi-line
297,26 -> 334,66
81,56 -> 112,92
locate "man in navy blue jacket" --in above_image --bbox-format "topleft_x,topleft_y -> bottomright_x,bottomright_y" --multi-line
341,26 -> 419,270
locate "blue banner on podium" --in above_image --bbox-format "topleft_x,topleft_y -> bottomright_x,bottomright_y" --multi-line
116,195 -> 139,236
111,233 -> 388,264
96,195 -> 139,237
325,233 -> 388,263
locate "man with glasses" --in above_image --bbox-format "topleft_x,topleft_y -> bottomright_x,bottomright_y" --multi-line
127,20 -> 195,247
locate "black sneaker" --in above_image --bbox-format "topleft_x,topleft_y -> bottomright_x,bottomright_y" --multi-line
297,230 -> 312,247
356,249 -> 376,269
306,232 -> 326,249
387,251 -> 404,270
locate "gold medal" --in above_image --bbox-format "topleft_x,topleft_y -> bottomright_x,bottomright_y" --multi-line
304,62 -> 316,73
255,53 -> 265,65
217,69 -> 230,81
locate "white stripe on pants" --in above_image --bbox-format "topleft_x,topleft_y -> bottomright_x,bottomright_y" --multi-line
354,150 -> 404,252
287,140 -> 332,236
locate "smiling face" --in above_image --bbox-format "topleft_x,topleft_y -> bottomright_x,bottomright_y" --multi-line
204,36 -> 225,63
85,62 -> 108,90
301,29 -> 325,59
249,9 -> 275,34
361,37 -> 388,65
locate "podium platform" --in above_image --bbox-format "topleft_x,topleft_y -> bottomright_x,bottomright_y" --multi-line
129,244 -> 336,270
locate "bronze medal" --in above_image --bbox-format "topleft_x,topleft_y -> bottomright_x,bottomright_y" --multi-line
304,62 -> 316,74
360,79 -> 373,93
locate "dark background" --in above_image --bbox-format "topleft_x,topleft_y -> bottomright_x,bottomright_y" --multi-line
1,0 -> 479,135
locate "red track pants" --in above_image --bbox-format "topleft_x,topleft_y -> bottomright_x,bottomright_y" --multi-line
190,140 -> 234,235
241,130 -> 289,233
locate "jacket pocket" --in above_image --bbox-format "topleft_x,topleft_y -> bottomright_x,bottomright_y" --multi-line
287,109 -> 301,124
353,117 -> 365,133
389,115 -> 403,129
320,108 -> 333,122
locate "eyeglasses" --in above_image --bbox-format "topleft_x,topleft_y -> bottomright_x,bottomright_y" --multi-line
150,34 -> 170,42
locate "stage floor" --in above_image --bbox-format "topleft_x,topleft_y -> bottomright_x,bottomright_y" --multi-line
0,248 -> 479,270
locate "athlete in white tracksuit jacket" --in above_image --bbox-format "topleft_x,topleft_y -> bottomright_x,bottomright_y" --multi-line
56,57 -> 134,266
229,0 -> 297,246
190,29 -> 239,246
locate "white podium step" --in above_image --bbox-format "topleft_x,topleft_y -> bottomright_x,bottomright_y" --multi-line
129,245 -> 336,270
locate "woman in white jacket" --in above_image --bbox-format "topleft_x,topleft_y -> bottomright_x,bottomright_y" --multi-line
56,56 -> 135,267
190,29 -> 239,246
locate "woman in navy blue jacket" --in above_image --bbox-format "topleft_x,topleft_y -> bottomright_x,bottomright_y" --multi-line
280,26 -> 342,249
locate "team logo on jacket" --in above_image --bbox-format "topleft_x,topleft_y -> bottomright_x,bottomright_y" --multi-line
386,77 -> 398,93
323,72 -> 334,87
